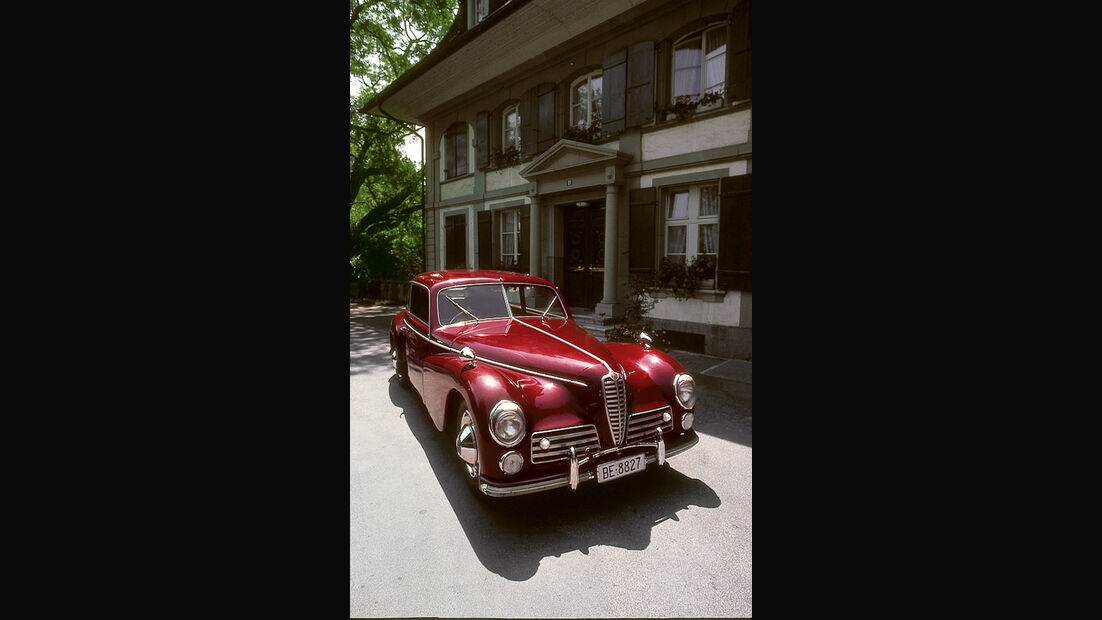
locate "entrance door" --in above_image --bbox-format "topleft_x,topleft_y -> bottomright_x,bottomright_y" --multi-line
444,213 -> 467,269
563,202 -> 605,309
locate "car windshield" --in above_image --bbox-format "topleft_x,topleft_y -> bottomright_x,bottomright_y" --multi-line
504,284 -> 567,319
438,284 -> 511,325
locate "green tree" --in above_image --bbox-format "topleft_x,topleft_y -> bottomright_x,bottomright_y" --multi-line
349,0 -> 456,283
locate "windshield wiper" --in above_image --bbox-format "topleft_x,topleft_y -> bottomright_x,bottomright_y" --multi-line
541,297 -> 559,318
445,295 -> 480,323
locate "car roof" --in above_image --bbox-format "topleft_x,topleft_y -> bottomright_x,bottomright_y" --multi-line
412,270 -> 556,290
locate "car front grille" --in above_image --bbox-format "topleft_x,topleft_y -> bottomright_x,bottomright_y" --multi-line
625,406 -> 675,444
603,373 -> 628,445
530,424 -> 601,464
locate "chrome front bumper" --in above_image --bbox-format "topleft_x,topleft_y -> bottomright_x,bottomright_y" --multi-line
478,430 -> 700,497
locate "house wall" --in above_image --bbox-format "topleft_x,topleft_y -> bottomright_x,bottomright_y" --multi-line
420,0 -> 751,358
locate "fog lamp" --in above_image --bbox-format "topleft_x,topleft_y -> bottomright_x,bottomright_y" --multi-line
500,451 -> 524,475
682,411 -> 694,430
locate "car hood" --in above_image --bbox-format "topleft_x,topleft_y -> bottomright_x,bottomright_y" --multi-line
436,316 -> 619,385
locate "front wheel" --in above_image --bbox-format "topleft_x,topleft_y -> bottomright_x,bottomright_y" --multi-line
452,403 -> 481,494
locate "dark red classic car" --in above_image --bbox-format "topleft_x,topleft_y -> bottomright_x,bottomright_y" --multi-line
389,270 -> 699,497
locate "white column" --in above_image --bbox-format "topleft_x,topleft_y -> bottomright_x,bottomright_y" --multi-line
529,195 -> 541,277
595,181 -> 622,320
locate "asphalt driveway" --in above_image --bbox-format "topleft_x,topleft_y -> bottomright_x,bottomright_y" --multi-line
350,303 -> 751,617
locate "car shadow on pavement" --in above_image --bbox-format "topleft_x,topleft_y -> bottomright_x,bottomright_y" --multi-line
389,376 -> 722,582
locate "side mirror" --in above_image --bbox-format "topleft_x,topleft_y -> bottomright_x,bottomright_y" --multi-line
460,346 -> 476,367
638,332 -> 652,350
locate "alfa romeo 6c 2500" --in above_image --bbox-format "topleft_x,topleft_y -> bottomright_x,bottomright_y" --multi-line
389,270 -> 699,497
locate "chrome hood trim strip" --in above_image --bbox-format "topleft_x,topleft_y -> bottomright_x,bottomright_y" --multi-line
512,318 -> 614,374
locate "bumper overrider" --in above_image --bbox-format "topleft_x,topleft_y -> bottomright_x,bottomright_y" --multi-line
478,428 -> 700,497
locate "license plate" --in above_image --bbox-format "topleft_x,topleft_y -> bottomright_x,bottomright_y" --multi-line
596,453 -> 646,483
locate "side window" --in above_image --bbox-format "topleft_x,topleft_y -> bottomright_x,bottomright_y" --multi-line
409,285 -> 429,324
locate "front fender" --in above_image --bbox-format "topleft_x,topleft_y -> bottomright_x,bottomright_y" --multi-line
605,342 -> 690,413
422,353 -> 593,479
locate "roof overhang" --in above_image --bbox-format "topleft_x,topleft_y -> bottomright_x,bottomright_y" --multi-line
362,0 -> 646,125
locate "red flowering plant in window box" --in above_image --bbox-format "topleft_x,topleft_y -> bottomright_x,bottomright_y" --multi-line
654,90 -> 725,122
490,145 -> 524,169
657,255 -> 716,300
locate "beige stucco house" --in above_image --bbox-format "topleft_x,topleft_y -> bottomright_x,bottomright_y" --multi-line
362,0 -> 752,359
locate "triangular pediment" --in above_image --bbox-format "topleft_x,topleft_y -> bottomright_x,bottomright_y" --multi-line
519,139 -> 631,179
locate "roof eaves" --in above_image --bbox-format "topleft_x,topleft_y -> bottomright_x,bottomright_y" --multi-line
360,0 -> 536,119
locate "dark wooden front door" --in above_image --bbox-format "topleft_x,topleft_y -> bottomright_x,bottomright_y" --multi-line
563,202 -> 605,309
444,213 -> 466,269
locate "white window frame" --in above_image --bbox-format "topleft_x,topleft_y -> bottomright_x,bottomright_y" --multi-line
469,0 -> 489,28
570,71 -> 603,128
500,209 -> 520,267
664,184 -> 720,271
502,104 -> 520,152
672,24 -> 728,106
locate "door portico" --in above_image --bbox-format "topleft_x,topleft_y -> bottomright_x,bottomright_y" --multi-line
519,140 -> 632,318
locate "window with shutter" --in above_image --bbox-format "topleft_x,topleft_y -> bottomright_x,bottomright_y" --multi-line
443,123 -> 470,179
570,71 -> 603,129
663,184 -> 720,280
672,24 -> 728,109
500,209 -> 520,269
502,105 -> 520,151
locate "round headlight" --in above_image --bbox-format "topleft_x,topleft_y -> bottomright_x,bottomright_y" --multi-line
489,400 -> 526,447
674,373 -> 696,409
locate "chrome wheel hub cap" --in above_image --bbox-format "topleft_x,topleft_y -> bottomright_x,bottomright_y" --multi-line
455,410 -> 478,478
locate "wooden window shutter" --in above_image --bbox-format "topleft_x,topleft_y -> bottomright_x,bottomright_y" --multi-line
477,210 -> 492,268
626,42 -> 654,128
601,48 -> 627,135
536,82 -> 556,153
518,207 -> 530,273
728,0 -> 752,101
520,88 -> 537,158
476,111 -> 490,170
629,187 -> 657,281
718,174 -> 752,291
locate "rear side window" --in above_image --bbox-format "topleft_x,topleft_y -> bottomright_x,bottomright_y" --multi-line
409,285 -> 429,324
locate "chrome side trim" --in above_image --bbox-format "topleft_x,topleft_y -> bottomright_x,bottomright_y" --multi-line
478,433 -> 700,497
402,317 -> 588,387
